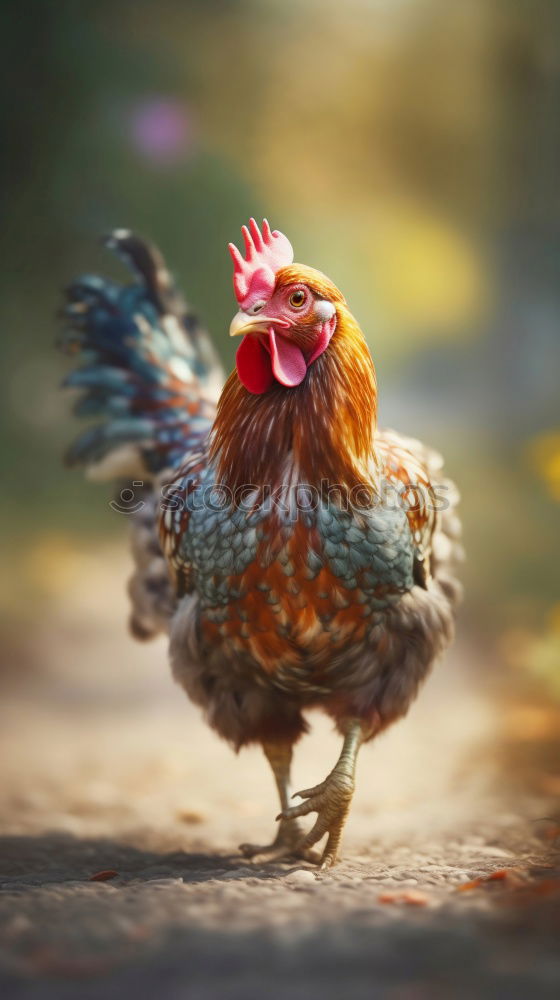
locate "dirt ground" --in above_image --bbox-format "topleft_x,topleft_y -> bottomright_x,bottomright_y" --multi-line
1,546 -> 559,999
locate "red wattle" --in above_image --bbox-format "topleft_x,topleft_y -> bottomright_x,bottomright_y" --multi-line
236,335 -> 274,394
268,327 -> 307,387
235,317 -> 336,394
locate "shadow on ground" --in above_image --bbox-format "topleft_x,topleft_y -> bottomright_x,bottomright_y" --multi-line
0,833 -> 255,888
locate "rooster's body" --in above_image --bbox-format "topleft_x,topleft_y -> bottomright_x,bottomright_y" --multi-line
61,222 -> 462,865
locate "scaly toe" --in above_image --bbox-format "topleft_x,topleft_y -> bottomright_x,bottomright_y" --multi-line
292,778 -> 329,801
239,841 -> 295,863
239,841 -> 321,865
239,818 -> 317,864
279,770 -> 354,866
278,792 -> 325,823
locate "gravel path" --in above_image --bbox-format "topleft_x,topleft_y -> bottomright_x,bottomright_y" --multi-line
1,548 -> 559,998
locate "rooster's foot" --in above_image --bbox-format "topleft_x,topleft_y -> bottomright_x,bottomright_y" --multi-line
278,767 -> 355,869
239,818 -> 320,864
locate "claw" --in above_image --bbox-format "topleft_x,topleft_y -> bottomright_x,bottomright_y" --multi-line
292,779 -> 328,800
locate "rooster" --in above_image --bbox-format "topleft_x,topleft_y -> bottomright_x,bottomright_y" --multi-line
60,220 -> 462,867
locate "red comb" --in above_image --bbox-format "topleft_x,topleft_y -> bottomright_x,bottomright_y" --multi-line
228,218 -> 294,307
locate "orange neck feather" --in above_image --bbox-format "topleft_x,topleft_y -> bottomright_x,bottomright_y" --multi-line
210,306 -> 377,494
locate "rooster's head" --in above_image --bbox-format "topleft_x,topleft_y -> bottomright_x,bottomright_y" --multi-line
228,219 -> 345,394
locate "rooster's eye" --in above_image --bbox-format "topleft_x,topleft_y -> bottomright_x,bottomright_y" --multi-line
289,289 -> 306,308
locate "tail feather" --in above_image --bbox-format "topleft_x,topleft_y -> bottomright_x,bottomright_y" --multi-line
59,231 -> 222,480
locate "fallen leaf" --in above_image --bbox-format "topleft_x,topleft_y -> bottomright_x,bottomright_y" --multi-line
88,869 -> 119,882
457,868 -> 528,892
402,890 -> 430,906
378,891 -> 399,904
176,809 -> 205,825
378,889 -> 430,906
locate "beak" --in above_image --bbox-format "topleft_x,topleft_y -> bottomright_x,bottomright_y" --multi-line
229,310 -> 269,338
229,310 -> 290,338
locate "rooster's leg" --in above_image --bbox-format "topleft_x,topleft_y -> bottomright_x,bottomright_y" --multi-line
278,719 -> 364,868
239,740 -> 319,863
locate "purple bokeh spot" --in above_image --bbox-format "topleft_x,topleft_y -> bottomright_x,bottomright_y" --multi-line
128,98 -> 195,165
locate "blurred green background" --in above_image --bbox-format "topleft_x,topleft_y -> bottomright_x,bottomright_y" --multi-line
1,0 -> 559,696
